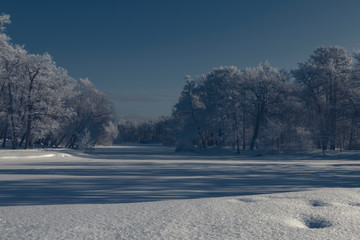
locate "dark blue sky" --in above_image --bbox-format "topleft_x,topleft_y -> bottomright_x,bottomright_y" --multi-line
2,0 -> 360,119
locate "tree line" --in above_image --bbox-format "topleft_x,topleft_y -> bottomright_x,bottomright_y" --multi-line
118,46 -> 360,153
167,46 -> 360,152
0,14 -> 117,149
3,13 -> 360,152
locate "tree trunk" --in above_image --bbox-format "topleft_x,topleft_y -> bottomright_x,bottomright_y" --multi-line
24,69 -> 39,149
24,114 -> 32,149
242,111 -> 246,151
7,84 -> 17,149
2,124 -> 8,148
232,114 -> 240,153
348,119 -> 355,150
236,133 -> 240,154
329,83 -> 337,150
56,133 -> 67,147
242,92 -> 246,150
19,133 -> 26,147
250,113 -> 262,151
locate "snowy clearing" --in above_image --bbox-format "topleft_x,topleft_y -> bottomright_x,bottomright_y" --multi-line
1,145 -> 360,239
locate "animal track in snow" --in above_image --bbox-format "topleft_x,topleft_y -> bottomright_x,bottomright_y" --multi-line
286,215 -> 333,229
237,198 -> 257,203
309,200 -> 328,207
348,202 -> 360,207
302,215 -> 332,229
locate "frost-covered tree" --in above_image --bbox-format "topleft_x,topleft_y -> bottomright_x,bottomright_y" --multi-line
0,13 -> 115,149
292,46 -> 354,151
78,128 -> 94,152
114,117 -> 173,145
173,66 -> 246,151
0,13 -> 26,148
171,64 -> 304,152
64,78 -> 113,149
242,63 -> 289,150
98,121 -> 119,145
173,76 -> 208,151
200,66 -> 242,150
18,53 -> 75,148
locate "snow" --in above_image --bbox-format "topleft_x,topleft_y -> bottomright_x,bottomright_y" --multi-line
1,145 -> 360,239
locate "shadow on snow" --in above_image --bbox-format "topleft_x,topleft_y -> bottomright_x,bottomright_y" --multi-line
1,144 -> 360,206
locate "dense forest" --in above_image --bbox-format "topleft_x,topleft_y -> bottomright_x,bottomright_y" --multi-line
116,47 -> 360,153
0,14 -> 117,149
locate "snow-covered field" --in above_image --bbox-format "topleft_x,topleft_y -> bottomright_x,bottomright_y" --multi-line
1,145 -> 360,239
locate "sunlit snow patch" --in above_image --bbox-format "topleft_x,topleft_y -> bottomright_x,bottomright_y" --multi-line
0,154 -> 55,159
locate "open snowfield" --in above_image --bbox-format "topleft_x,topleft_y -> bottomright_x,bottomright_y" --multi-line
1,145 -> 360,239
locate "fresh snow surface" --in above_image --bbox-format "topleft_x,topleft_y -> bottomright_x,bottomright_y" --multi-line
1,188 -> 360,239
1,145 -> 360,239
